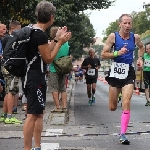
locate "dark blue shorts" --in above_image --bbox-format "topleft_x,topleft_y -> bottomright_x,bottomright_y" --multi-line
79,73 -> 83,77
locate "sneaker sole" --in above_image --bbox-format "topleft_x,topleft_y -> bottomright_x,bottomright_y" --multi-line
5,122 -> 22,124
120,140 -> 130,145
4,122 -> 15,124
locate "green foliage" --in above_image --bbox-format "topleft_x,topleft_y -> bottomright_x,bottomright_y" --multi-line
0,0 -> 39,26
132,10 -> 150,34
102,20 -> 119,42
0,0 -> 114,60
92,44 -> 104,54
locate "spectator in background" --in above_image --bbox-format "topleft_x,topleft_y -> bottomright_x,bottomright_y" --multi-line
48,26 -> 71,112
74,64 -> 80,84
0,20 -> 22,124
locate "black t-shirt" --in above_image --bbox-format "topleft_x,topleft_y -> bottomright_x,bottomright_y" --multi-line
26,29 -> 48,72
82,57 -> 100,79
22,29 -> 48,89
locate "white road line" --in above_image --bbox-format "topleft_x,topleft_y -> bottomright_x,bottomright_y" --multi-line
41,143 -> 59,150
45,129 -> 63,136
42,129 -> 63,149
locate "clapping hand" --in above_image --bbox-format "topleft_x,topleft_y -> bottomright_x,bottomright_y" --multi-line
55,26 -> 72,44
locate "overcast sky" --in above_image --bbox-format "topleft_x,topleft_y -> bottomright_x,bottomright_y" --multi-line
87,0 -> 150,38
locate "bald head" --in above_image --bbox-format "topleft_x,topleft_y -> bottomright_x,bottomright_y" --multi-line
0,23 -> 6,38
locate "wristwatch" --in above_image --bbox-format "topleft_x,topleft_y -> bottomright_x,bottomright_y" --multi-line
54,39 -> 58,43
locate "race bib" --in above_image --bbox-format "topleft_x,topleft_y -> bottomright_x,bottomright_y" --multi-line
144,59 -> 150,67
109,62 -> 129,79
87,68 -> 95,76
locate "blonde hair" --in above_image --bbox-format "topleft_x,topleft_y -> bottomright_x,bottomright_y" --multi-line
50,26 -> 59,39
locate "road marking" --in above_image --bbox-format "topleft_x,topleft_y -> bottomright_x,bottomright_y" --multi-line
45,129 -> 63,136
41,143 -> 59,150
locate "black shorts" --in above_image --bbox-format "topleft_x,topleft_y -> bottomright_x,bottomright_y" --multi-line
105,66 -> 135,88
22,70 -> 46,114
86,77 -> 97,84
143,71 -> 150,88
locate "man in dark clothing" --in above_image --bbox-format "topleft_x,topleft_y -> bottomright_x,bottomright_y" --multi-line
82,48 -> 100,105
0,21 -> 22,124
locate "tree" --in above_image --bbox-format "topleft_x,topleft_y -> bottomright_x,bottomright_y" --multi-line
92,44 -> 104,54
133,11 -> 150,34
67,13 -> 96,60
102,20 -> 119,42
0,0 -> 114,59
0,0 -> 39,26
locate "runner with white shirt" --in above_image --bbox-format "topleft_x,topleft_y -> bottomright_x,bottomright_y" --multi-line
101,14 -> 144,145
81,48 -> 100,105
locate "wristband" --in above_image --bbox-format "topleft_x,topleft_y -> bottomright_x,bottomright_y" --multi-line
113,51 -> 118,57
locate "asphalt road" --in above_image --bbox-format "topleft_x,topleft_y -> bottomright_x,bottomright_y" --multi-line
0,80 -> 150,150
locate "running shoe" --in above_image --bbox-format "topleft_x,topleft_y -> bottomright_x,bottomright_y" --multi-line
119,133 -> 130,145
4,117 -> 22,124
31,148 -> 41,150
88,100 -> 92,105
92,96 -> 95,103
145,101 -> 150,106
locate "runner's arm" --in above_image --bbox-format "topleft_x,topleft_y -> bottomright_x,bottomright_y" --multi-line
101,33 -> 115,59
135,34 -> 145,57
81,60 -> 88,69
135,34 -> 144,66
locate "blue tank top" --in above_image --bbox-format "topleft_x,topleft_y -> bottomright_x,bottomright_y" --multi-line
113,32 -> 135,65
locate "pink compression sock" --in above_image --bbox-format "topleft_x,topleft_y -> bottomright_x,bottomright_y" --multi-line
120,110 -> 130,134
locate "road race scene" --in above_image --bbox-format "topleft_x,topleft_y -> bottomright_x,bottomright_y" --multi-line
0,0 -> 150,150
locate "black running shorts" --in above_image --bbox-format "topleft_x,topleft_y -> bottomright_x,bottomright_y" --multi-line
22,70 -> 46,114
105,66 -> 135,88
86,77 -> 97,84
143,71 -> 150,88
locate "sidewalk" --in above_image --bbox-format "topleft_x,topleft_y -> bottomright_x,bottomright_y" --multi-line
0,81 -> 74,129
